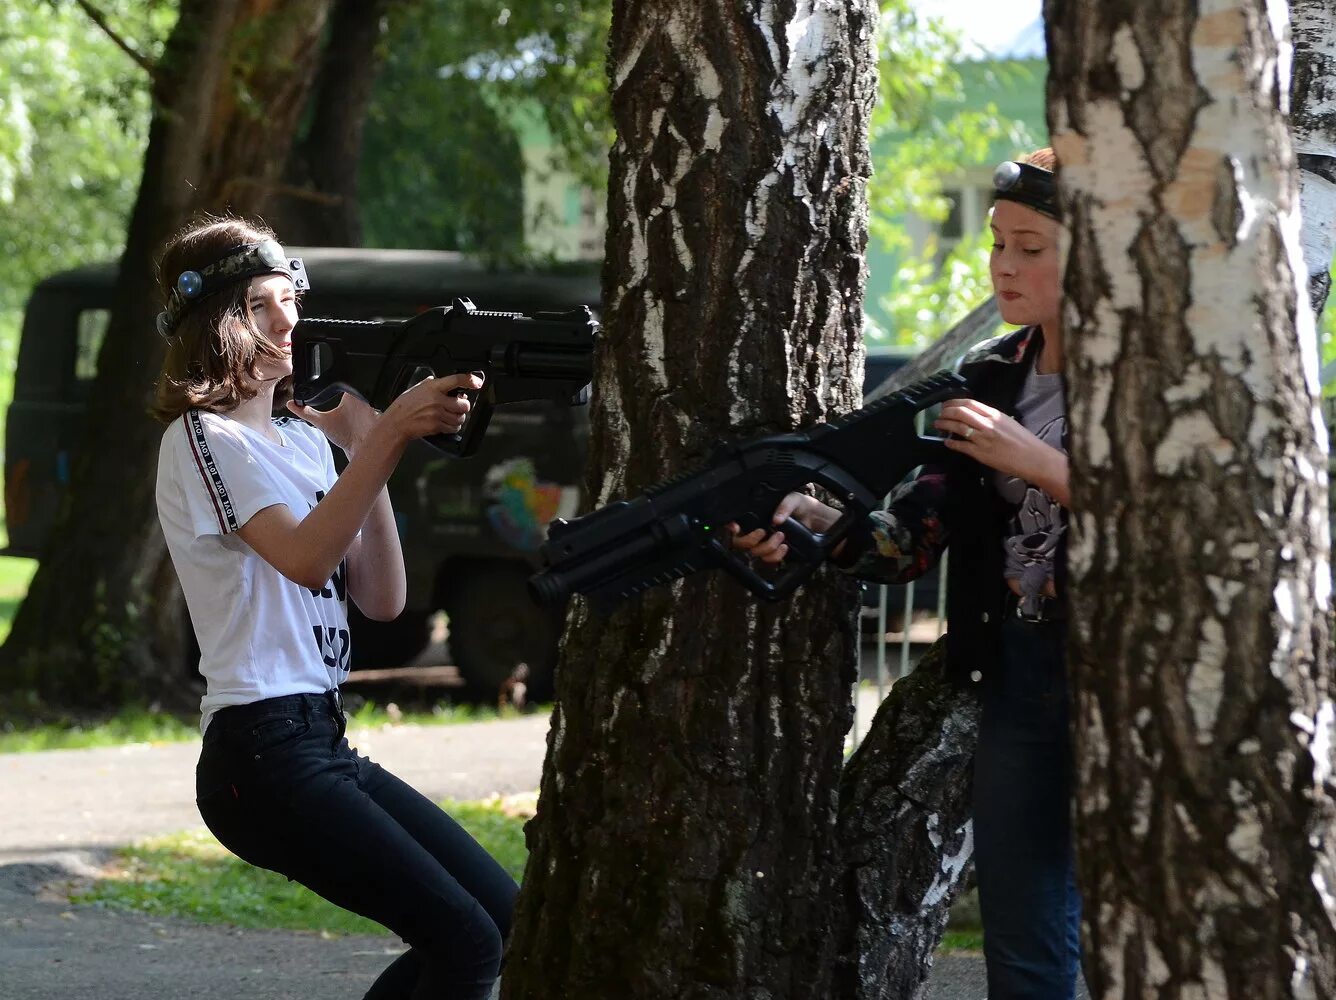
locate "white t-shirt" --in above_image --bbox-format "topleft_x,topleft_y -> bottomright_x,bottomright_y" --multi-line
156,410 -> 351,731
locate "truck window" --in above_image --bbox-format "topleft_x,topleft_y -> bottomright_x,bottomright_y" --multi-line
76,309 -> 109,383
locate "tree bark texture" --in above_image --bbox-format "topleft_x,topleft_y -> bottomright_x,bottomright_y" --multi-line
0,0 -> 332,704
1291,0 -> 1336,320
832,638 -> 979,1000
1046,0 -> 1336,995
267,0 -> 401,246
502,1 -> 879,997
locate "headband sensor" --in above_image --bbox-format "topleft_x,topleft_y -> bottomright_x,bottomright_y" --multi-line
992,161 -> 1060,221
157,240 -> 310,338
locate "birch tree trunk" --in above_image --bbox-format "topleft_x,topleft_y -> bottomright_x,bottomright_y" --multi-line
502,1 -> 879,997
1047,0 -> 1336,995
0,0 -> 332,704
831,638 -> 979,1000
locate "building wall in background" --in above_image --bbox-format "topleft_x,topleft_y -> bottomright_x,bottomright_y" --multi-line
514,105 -> 605,261
864,56 -> 1047,338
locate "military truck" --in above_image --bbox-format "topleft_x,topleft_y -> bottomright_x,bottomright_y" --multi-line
7,248 -> 599,700
6,247 -> 927,699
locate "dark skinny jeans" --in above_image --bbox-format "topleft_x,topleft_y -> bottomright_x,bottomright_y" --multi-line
196,691 -> 518,1000
974,617 -> 1082,999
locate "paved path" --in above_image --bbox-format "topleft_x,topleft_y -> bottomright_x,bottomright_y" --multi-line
0,715 -> 549,864
0,698 -> 1088,999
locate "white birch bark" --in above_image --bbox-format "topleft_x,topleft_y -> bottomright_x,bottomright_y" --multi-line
1046,0 -> 1336,995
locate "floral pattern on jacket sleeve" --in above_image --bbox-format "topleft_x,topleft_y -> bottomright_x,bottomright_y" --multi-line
838,470 -> 949,585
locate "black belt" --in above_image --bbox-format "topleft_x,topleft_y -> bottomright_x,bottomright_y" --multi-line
1003,590 -> 1066,623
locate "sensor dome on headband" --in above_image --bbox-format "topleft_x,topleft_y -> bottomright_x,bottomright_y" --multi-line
992,161 -> 1060,221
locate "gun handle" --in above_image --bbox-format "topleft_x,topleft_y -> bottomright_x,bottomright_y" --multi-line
385,364 -> 494,459
423,395 -> 494,457
711,513 -> 853,602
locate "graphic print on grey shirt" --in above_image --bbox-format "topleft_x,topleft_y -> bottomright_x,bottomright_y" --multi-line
994,362 -> 1066,615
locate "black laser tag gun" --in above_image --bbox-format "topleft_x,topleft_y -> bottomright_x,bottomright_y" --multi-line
528,369 -> 970,611
291,297 -> 597,457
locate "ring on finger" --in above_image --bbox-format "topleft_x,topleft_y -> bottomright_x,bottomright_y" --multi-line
963,426 -> 975,440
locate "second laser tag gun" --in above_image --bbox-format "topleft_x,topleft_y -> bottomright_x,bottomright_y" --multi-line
291,297 -> 597,456
528,369 -> 970,611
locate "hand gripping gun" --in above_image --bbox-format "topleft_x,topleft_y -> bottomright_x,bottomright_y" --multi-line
291,297 -> 597,456
528,370 -> 969,611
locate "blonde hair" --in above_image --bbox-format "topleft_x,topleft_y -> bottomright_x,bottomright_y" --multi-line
151,214 -> 295,423
1022,147 -> 1057,171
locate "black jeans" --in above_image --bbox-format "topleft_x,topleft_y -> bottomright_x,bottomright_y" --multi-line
196,691 -> 518,1000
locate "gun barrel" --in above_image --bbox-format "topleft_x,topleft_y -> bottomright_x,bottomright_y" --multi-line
491,345 -> 592,381
528,529 -> 663,608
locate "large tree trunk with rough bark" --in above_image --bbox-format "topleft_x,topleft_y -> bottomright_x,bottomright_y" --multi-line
502,1 -> 878,997
0,0 -> 333,705
267,0 -> 402,246
1047,0 -> 1336,995
832,638 -> 979,1000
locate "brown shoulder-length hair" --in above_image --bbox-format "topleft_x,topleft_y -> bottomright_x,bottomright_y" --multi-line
151,214 -> 296,424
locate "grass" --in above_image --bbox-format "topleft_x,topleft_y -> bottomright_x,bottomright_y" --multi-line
940,929 -> 985,953
75,795 -> 533,936
73,790 -> 984,957
0,699 -> 541,755
0,554 -> 37,645
0,706 -> 201,753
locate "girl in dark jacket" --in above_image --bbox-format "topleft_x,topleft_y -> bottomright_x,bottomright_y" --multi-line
734,148 -> 1079,999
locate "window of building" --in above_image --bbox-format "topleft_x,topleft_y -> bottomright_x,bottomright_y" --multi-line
934,183 -> 995,266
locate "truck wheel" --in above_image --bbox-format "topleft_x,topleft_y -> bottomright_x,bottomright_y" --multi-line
348,606 -> 433,669
445,567 -> 561,703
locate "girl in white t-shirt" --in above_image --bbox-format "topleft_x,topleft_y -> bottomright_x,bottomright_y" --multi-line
153,214 -> 517,1000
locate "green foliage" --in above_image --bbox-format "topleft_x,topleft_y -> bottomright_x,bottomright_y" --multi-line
1320,261 -> 1336,393
0,2 -> 169,407
881,230 -> 994,348
869,1 -> 1036,344
0,1 -> 169,315
76,797 -> 532,931
361,6 -> 525,257
409,0 -> 611,187
362,0 -> 610,260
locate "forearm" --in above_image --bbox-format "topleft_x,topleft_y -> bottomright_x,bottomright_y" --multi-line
1028,446 -> 1070,507
348,486 -> 407,620
285,425 -> 406,587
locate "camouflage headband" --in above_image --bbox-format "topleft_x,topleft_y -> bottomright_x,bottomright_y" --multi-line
156,240 -> 310,338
